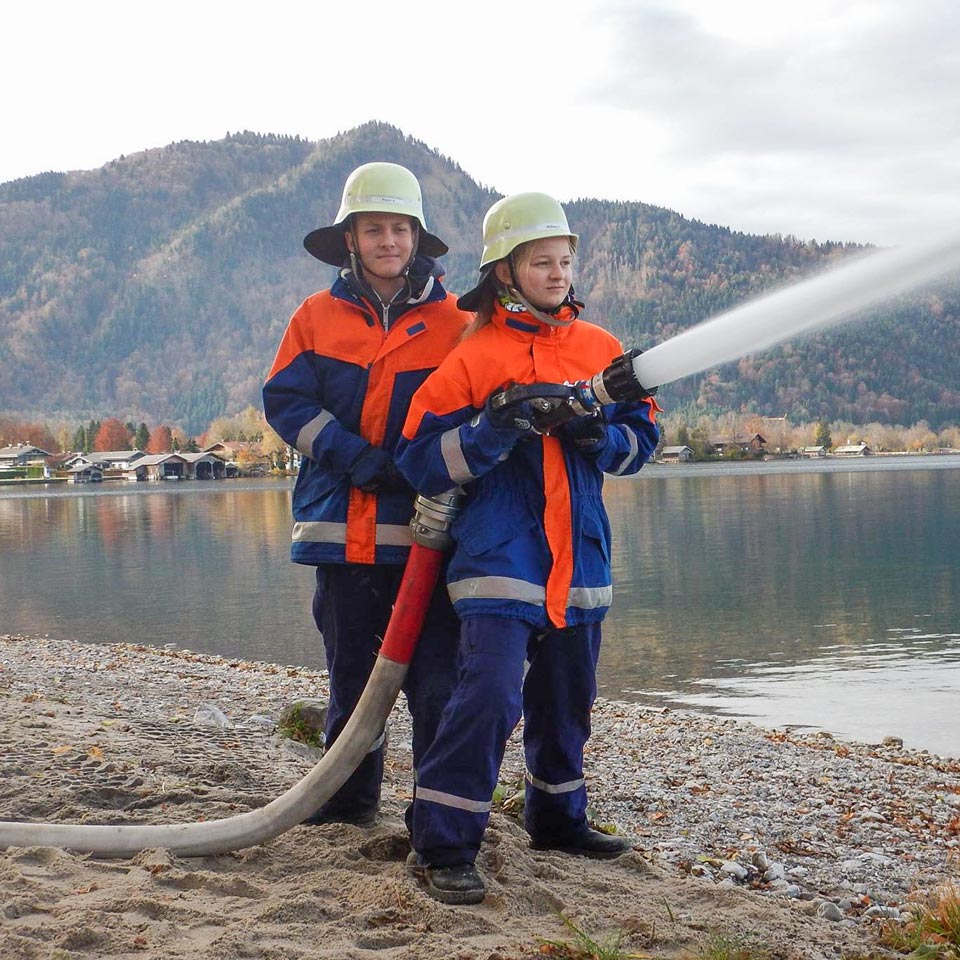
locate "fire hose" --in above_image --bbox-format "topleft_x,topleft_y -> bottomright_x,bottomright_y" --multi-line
0,492 -> 461,858
2,228 -> 959,857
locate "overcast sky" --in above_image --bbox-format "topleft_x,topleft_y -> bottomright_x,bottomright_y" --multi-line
4,0 -> 957,246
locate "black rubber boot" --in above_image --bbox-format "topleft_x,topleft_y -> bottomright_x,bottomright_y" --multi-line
301,804 -> 379,828
529,827 -> 632,860
406,852 -> 485,905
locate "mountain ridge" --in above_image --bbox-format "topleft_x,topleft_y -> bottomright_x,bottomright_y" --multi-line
2,121 -> 957,433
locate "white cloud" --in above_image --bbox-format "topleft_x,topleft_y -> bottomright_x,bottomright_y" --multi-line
3,0 -> 958,245
585,0 -> 960,242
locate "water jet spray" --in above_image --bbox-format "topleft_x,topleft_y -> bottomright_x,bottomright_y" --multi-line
630,228 -> 960,392
510,229 -> 960,431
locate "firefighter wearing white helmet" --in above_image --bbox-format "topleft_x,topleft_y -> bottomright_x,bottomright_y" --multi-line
263,162 -> 469,830
395,191 -> 661,905
303,162 -> 448,273
457,191 -> 580,320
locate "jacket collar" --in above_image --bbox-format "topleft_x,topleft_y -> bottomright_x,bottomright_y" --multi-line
491,295 -> 579,337
330,254 -> 448,318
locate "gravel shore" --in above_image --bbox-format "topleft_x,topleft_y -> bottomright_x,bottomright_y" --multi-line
2,632 -> 958,959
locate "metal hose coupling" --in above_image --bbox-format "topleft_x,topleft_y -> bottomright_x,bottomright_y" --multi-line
409,488 -> 463,550
585,348 -> 658,405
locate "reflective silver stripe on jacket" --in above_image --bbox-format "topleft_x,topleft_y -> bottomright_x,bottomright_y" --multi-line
416,786 -> 492,814
448,575 -> 545,605
569,585 -> 613,609
296,410 -> 336,458
292,522 -> 412,546
448,577 -> 611,610
441,427 -> 476,484
525,770 -> 585,794
607,424 -> 639,476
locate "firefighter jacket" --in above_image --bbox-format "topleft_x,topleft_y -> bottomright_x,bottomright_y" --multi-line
396,298 -> 660,629
263,257 -> 470,566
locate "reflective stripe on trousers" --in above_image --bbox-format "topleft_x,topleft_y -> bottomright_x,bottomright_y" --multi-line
411,616 -> 602,867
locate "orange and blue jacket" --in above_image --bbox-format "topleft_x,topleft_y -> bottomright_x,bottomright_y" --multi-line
262,261 -> 469,566
396,299 -> 660,629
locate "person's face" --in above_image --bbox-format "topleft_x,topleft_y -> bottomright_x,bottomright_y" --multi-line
345,213 -> 417,291
500,236 -> 573,311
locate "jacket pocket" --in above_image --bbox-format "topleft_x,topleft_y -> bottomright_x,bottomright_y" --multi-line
580,498 -> 612,567
453,487 -> 538,558
292,462 -> 344,517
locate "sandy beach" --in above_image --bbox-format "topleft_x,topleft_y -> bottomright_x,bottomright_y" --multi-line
2,633 -> 958,959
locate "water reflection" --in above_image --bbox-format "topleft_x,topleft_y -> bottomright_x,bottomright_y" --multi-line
2,459 -> 959,754
674,633 -> 960,755
599,459 -> 960,754
0,482 -> 321,668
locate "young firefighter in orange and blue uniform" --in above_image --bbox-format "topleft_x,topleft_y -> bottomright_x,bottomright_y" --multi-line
263,163 -> 469,827
396,192 -> 660,904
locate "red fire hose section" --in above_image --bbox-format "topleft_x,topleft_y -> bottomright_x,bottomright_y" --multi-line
379,543 -> 445,665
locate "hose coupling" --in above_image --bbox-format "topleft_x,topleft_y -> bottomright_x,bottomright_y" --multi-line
410,488 -> 463,550
589,349 -> 658,404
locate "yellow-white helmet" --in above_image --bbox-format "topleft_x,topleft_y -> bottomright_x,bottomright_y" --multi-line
303,162 -> 448,265
479,192 -> 577,268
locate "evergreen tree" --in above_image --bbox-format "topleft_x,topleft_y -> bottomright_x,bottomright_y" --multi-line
814,420 -> 833,449
84,420 -> 100,453
72,425 -> 86,453
134,422 -> 150,450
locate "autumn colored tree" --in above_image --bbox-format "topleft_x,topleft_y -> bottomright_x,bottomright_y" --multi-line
234,447 -> 266,472
53,423 -> 73,453
13,420 -> 58,452
33,423 -> 59,453
260,424 -> 288,470
904,420 -> 938,452
147,425 -> 173,454
0,419 -> 49,451
206,406 -> 267,444
94,418 -> 132,451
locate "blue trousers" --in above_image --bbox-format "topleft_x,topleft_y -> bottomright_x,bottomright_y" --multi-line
411,616 -> 602,866
312,562 -> 459,818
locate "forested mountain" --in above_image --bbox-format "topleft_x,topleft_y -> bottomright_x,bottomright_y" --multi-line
1,121 -> 957,434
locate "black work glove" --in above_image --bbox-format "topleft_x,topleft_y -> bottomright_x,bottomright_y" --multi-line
347,446 -> 410,493
558,410 -> 609,457
484,391 -> 537,441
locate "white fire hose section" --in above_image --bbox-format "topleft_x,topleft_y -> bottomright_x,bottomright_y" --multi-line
0,656 -> 407,857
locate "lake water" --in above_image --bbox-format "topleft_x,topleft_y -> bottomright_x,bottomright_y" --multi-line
2,456 -> 958,757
